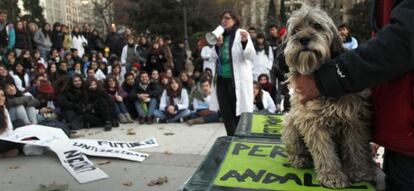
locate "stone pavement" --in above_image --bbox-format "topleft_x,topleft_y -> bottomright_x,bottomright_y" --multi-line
0,122 -> 227,191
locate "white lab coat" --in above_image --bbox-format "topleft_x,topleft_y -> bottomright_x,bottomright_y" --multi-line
210,28 -> 256,116
201,46 -> 217,77
252,46 -> 273,81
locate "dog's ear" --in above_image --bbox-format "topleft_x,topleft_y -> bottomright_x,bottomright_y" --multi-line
330,31 -> 346,58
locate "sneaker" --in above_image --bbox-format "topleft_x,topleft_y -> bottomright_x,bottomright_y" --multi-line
179,118 -> 185,123
23,145 -> 47,156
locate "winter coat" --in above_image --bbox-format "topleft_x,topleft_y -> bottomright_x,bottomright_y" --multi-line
14,30 -> 32,51
201,46 -> 217,77
6,92 -> 40,109
71,34 -> 88,57
63,34 -> 72,51
254,90 -> 276,113
209,28 -> 256,116
159,89 -> 189,110
253,46 -> 274,81
129,82 -> 163,101
33,29 -> 52,51
105,32 -> 125,57
10,71 -> 30,92
51,31 -> 64,51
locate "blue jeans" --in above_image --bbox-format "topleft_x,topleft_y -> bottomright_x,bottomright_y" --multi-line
114,102 -> 129,115
134,98 -> 157,118
189,110 -> 220,123
9,105 -> 37,124
153,109 -> 190,123
383,149 -> 414,191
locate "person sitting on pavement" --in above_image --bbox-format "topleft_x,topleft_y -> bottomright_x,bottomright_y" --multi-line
253,81 -> 276,114
130,71 -> 163,124
56,74 -> 103,130
154,78 -> 190,123
104,75 -> 133,124
85,77 -> 116,131
0,88 -> 22,158
33,79 -> 56,122
5,81 -> 39,125
187,77 -> 220,126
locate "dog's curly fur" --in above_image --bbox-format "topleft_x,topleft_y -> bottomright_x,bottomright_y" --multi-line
281,5 -> 376,188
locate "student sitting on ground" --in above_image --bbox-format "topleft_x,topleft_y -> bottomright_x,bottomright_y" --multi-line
253,81 -> 276,114
104,75 -> 133,124
5,81 -> 39,125
154,78 -> 190,123
187,77 -> 220,126
130,71 -> 163,124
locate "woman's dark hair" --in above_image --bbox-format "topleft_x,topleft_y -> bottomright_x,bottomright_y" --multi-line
0,89 -> 7,134
105,75 -> 119,90
5,81 -> 22,97
220,10 -> 241,27
253,81 -> 263,101
167,78 -> 183,103
179,71 -> 194,87
86,77 -> 104,92
124,72 -> 136,80
258,73 -> 270,83
63,74 -> 84,92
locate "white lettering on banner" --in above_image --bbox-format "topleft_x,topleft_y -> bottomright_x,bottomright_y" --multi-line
0,125 -> 158,184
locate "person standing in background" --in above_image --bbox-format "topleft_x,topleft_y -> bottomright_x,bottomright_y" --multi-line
209,10 -> 256,136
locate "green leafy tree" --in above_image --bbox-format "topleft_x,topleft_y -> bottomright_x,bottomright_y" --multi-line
266,0 -> 277,28
21,0 -> 46,25
128,0 -> 233,41
0,0 -> 20,23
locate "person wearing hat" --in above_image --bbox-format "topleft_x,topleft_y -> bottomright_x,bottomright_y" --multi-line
33,79 -> 56,122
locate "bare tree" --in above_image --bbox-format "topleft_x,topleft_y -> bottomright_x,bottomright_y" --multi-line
91,0 -> 114,32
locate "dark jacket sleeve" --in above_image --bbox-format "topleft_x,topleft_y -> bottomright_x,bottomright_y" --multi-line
128,85 -> 139,100
148,82 -> 163,99
6,96 -> 31,107
314,0 -> 414,97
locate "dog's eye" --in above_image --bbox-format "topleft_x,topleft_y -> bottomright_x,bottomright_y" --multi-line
313,23 -> 323,30
293,27 -> 300,34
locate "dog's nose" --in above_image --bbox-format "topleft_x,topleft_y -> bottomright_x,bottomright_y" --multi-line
299,37 -> 311,46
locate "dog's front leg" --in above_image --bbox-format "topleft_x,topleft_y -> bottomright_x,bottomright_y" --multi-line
340,123 -> 376,183
282,114 -> 313,168
302,125 -> 351,188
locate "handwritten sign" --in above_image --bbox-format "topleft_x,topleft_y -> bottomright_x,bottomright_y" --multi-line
0,125 -> 158,184
213,141 -> 375,191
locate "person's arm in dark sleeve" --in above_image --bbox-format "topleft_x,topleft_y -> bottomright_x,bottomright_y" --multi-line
314,0 -> 414,98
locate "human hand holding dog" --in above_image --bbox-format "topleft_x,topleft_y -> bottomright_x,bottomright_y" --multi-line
293,74 -> 320,104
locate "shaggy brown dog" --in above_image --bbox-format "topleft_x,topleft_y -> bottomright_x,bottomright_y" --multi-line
281,5 -> 376,188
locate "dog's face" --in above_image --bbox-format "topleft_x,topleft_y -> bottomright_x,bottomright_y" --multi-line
284,5 -> 344,75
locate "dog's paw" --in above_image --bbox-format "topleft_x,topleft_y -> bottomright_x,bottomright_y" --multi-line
288,155 -> 313,168
318,172 -> 351,188
347,169 -> 376,183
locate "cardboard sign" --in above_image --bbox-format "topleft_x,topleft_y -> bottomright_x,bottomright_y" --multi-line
50,142 -> 109,184
235,113 -> 284,138
213,141 -> 376,191
0,125 -> 158,184
251,114 -> 284,135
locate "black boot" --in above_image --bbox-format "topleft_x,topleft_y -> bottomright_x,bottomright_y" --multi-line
112,119 -> 119,127
104,121 -> 112,131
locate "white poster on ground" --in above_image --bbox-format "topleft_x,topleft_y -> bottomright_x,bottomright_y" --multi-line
0,125 -> 158,184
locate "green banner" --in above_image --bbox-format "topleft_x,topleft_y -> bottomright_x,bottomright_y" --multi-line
213,141 -> 375,191
251,114 -> 284,135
